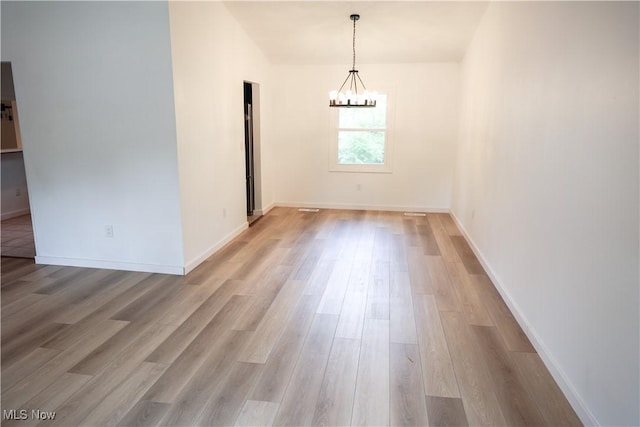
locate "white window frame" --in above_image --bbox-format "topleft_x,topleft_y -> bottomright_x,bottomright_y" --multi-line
329,90 -> 394,173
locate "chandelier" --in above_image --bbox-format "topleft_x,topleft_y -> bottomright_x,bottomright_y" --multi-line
329,14 -> 376,108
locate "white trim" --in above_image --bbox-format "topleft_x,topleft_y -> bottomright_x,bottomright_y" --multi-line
35,256 -> 183,276
254,201 -> 275,217
183,221 -> 248,275
275,201 -> 448,213
36,220 -> 253,277
1,208 -> 30,221
449,211 -> 599,427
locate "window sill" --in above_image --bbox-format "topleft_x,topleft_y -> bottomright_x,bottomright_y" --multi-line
329,163 -> 392,174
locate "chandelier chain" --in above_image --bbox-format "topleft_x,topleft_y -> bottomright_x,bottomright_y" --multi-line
352,16 -> 356,70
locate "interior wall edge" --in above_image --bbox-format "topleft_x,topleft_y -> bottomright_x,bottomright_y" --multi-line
449,210 -> 599,427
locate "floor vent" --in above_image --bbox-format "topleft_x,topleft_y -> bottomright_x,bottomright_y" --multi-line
299,208 -> 320,213
403,212 -> 426,217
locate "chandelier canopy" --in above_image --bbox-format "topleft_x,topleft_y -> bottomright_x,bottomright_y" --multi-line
329,14 -> 377,108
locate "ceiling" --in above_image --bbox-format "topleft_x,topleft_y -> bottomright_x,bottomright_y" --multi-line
223,1 -> 489,64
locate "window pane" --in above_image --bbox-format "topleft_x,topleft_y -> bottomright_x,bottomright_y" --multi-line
338,131 -> 385,164
338,94 -> 387,129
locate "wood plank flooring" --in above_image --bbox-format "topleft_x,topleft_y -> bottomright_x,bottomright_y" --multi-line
1,214 -> 35,259
1,208 -> 582,426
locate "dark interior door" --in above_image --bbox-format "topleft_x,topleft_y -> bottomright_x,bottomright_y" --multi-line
244,82 -> 255,216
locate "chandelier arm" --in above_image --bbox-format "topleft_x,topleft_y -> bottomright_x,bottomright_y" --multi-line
354,72 -> 368,93
337,72 -> 353,94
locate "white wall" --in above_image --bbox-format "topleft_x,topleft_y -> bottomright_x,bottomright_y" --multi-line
272,63 -> 459,212
452,2 -> 639,425
1,1 -> 184,274
168,2 -> 274,272
1,152 -> 30,220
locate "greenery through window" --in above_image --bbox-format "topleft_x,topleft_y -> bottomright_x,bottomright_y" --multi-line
337,94 -> 387,165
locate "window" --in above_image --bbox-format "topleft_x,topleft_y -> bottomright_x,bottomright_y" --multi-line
330,94 -> 391,173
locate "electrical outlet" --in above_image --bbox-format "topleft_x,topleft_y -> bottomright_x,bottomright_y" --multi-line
222,208 -> 227,218
356,183 -> 362,191
15,188 -> 21,197
105,225 -> 114,238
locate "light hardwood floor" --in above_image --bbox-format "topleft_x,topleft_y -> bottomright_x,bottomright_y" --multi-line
1,208 -> 582,426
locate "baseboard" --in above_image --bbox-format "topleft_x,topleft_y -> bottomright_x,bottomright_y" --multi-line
36,221 -> 251,277
183,221 -> 248,275
275,201 -> 449,213
449,211 -> 599,427
35,255 -> 183,276
1,208 -> 30,221
254,202 -> 275,216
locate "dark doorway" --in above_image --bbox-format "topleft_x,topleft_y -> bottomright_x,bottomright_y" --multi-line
243,82 -> 255,219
